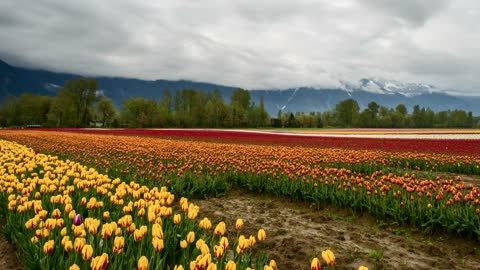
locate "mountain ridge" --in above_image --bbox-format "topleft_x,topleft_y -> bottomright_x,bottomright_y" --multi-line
1,59 -> 479,116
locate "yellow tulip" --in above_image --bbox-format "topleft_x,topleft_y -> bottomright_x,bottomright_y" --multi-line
220,237 -> 229,249
138,256 -> 148,270
213,245 -> 224,259
147,210 -> 156,223
199,217 -> 212,230
25,218 -> 36,229
52,208 -> 61,218
30,236 -> 38,243
74,237 -> 86,252
187,204 -> 199,219
174,265 -> 184,270
90,253 -> 109,270
186,231 -> 195,243
152,237 -> 164,252
225,260 -> 236,270
152,223 -> 163,238
101,223 -> 113,239
358,266 -> 369,270
64,240 -> 73,252
248,235 -> 256,247
173,214 -> 181,225
257,229 -> 266,241
322,249 -> 335,266
113,236 -> 125,254
61,235 -> 70,245
207,263 -> 217,270
269,259 -> 277,270
56,218 -> 65,228
235,219 -> 243,230
200,243 -> 209,255
310,257 -> 321,270
45,218 -> 56,230
134,229 -> 145,242
180,240 -> 188,249
43,240 -> 54,255
214,221 -> 226,236
85,218 -> 100,235
81,244 -> 94,260
69,264 -> 80,270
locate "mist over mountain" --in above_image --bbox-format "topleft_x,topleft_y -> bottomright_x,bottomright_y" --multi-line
1,60 -> 479,116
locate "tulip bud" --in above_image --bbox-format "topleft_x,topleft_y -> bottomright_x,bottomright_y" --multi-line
73,214 -> 82,226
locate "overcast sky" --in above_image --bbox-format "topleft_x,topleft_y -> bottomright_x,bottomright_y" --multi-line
1,0 -> 479,95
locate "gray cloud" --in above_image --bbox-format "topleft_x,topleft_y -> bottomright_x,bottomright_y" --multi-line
0,0 -> 479,95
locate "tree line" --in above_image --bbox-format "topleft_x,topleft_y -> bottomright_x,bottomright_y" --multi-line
276,99 -> 479,128
0,78 -> 269,128
0,79 -> 478,128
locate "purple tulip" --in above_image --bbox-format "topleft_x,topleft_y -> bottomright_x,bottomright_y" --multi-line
73,214 -> 82,226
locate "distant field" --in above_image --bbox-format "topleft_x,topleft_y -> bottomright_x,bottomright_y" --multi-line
261,128 -> 480,139
26,127 -> 480,154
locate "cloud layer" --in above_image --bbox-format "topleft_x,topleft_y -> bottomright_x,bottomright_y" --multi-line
1,0 -> 479,95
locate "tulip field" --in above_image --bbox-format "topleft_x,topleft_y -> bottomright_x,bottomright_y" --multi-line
1,129 -> 480,269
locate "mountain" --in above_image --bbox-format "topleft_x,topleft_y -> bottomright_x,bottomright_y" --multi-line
0,60 -> 238,108
1,60 -> 479,116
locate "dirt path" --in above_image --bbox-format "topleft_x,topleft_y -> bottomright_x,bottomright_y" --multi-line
194,189 -> 480,270
0,228 -> 23,270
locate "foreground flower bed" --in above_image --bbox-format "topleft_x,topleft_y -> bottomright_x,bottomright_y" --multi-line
0,140 -> 280,269
1,139 -> 361,269
1,130 -> 480,241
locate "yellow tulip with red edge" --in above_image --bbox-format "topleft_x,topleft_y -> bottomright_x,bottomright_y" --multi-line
138,256 -> 148,270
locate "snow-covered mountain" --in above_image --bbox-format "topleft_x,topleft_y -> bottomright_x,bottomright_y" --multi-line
340,78 -> 437,97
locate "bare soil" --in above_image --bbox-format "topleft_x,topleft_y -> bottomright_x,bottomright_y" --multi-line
194,189 -> 480,270
0,226 -> 23,270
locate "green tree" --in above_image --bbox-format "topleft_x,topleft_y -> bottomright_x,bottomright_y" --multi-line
120,98 -> 157,128
47,88 -> 76,127
68,79 -> 97,127
230,89 -> 251,127
334,99 -> 360,127
96,97 -> 117,127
